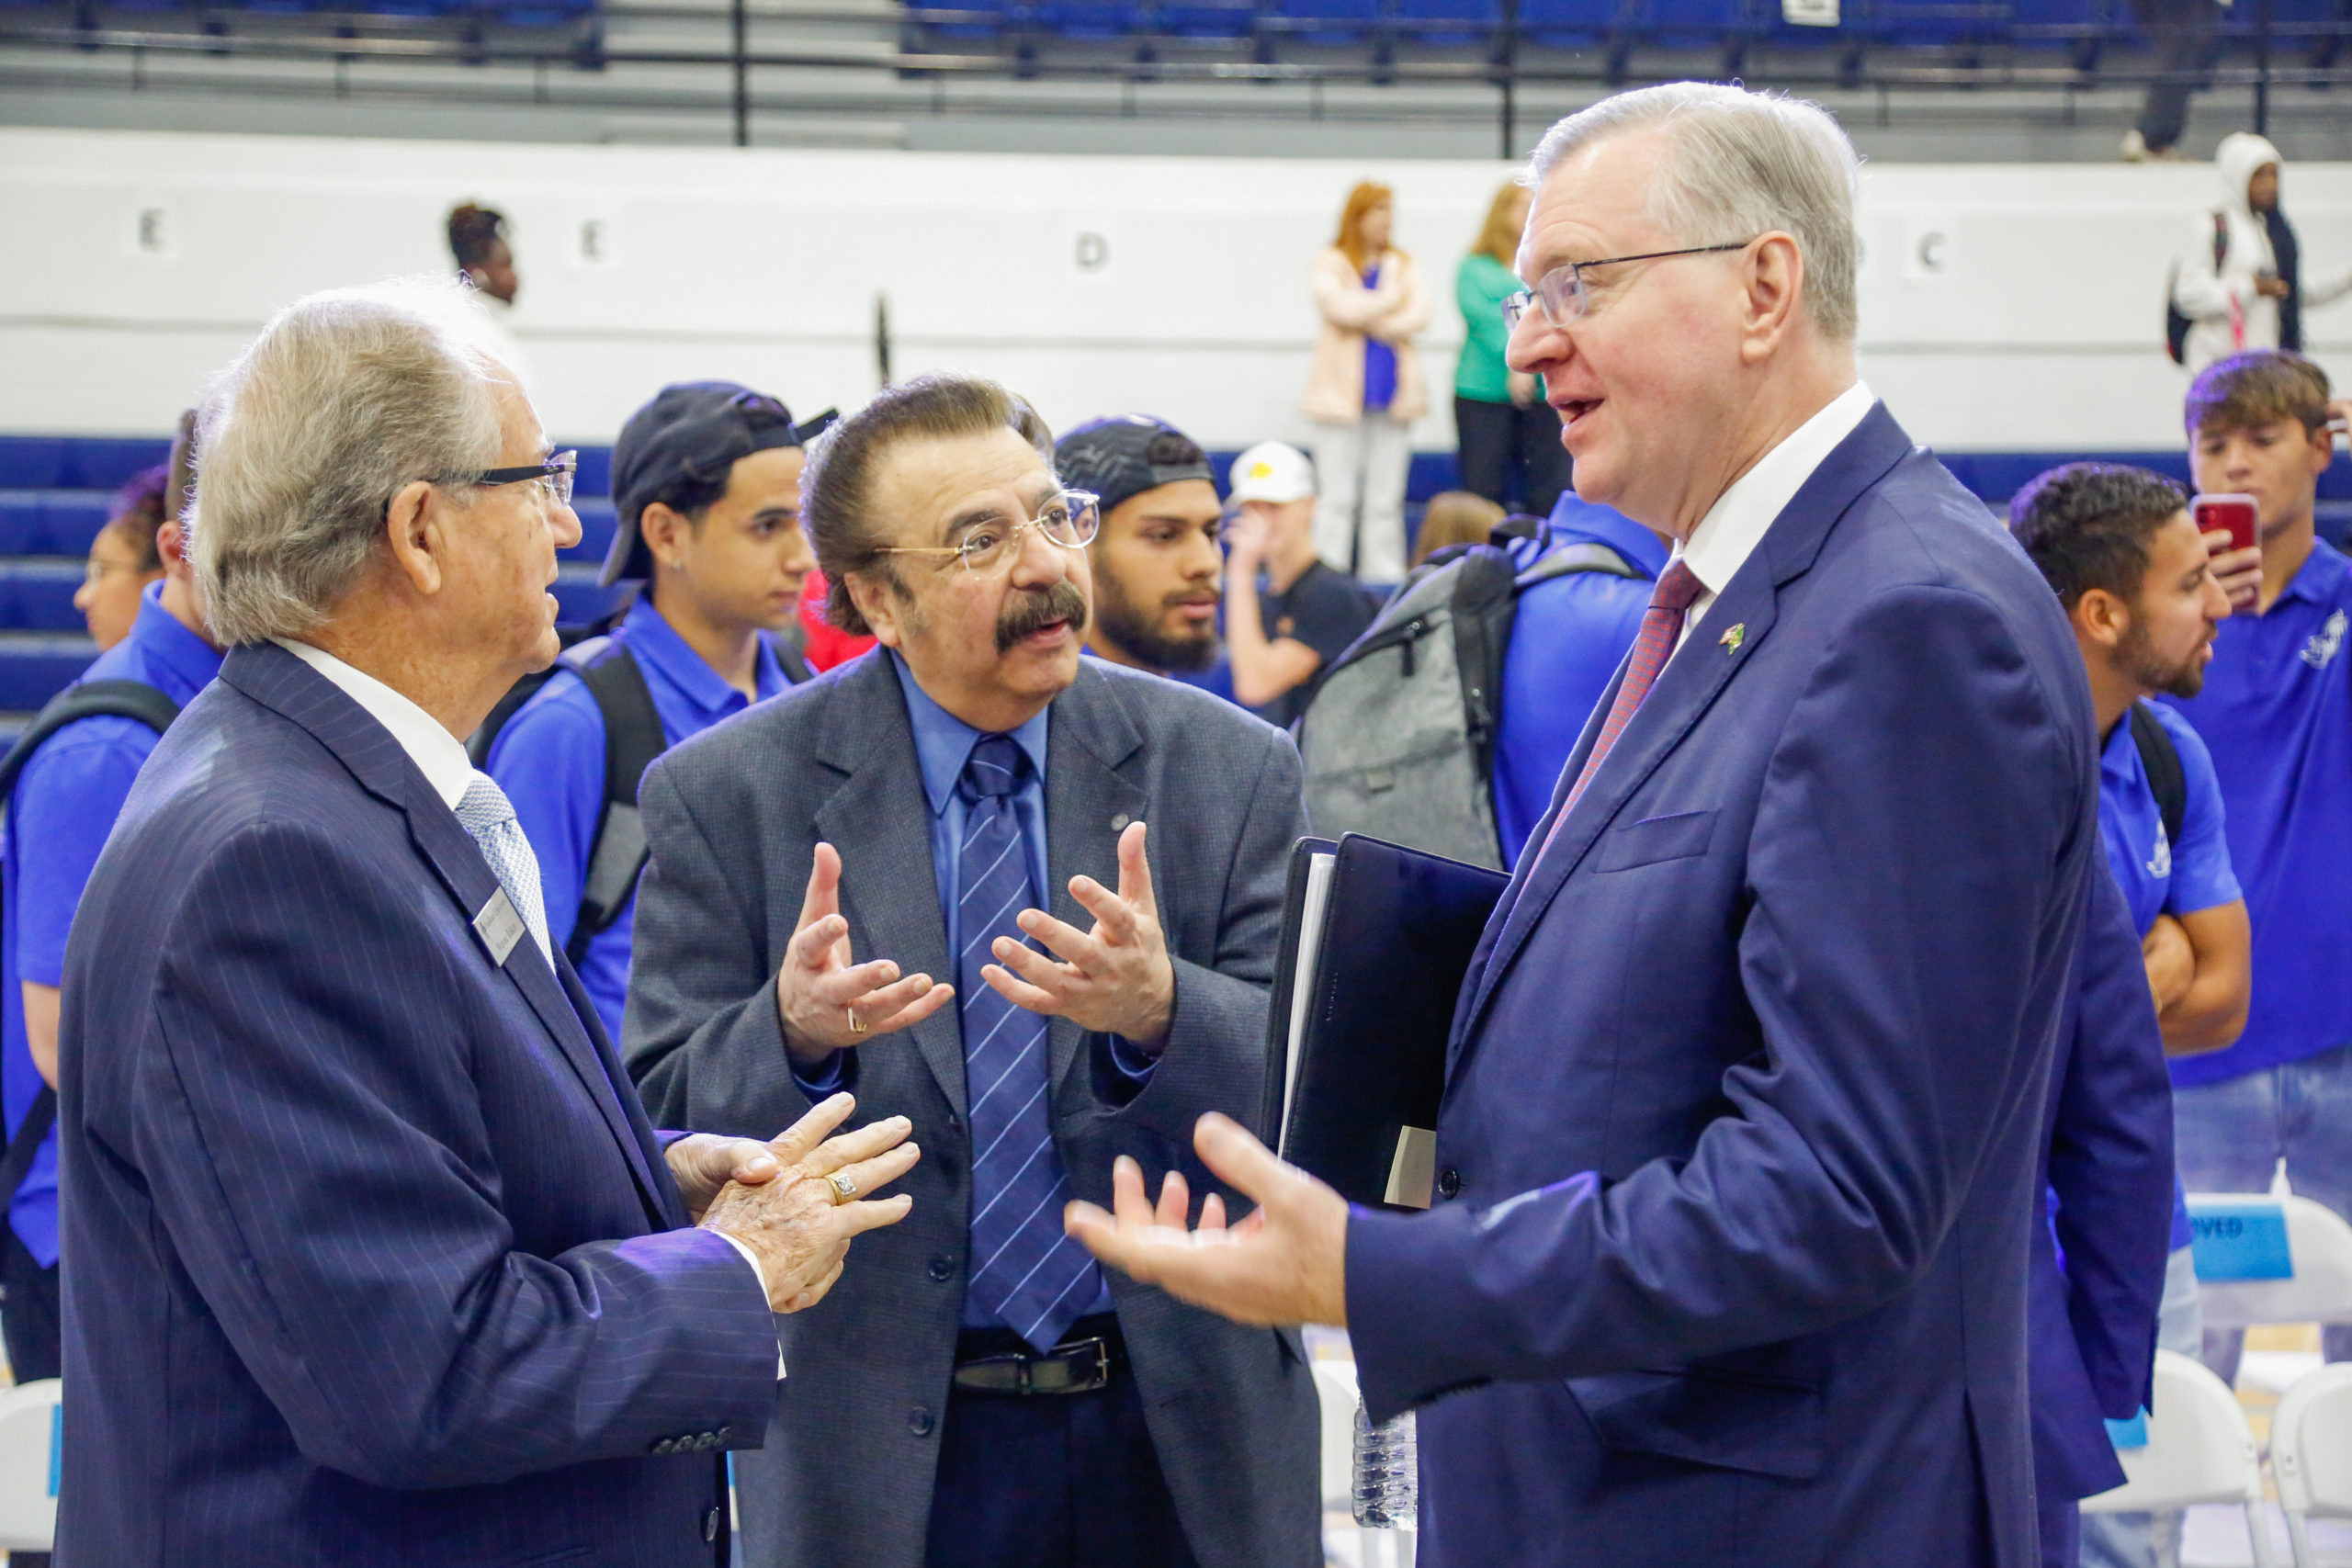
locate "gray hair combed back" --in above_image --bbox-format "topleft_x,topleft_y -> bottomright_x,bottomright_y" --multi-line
193,277 -> 506,646
1528,83 -> 1862,342
802,371 -> 1056,636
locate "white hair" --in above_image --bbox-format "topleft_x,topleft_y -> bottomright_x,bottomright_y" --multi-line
1526,83 -> 1862,342
192,276 -> 508,646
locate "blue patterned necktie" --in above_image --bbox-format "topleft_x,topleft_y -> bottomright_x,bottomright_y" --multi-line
956,735 -> 1102,1351
454,772 -> 554,965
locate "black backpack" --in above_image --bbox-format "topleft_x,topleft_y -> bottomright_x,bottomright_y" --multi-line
2165,212 -> 2232,367
0,679 -> 184,1223
468,635 -> 811,964
2128,700 -> 2188,854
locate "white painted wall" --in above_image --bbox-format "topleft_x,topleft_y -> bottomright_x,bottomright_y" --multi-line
5,126 -> 2350,457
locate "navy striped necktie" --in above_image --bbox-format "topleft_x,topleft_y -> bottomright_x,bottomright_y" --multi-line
956,734 -> 1101,1351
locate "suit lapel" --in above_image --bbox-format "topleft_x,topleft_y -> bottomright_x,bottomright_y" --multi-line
1042,666 -> 1149,1098
811,655 -> 967,1117
220,644 -> 673,1228
1458,404 -> 1916,1047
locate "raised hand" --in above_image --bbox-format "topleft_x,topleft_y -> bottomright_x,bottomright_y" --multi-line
776,841 -> 955,1066
983,820 -> 1175,1049
1064,1111 -> 1349,1328
699,1092 -> 921,1314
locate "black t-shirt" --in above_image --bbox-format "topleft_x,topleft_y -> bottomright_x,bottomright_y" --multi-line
1252,559 -> 1378,729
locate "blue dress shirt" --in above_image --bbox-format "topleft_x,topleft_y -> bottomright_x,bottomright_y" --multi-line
2163,537 -> 2352,1087
487,594 -> 795,1043
4,583 -> 222,1266
1490,492 -> 1669,865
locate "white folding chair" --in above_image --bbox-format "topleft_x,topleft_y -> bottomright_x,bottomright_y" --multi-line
2269,1363 -> 2352,1567
2082,1350 -> 2277,1568
2189,1168 -> 2352,1332
0,1378 -> 61,1554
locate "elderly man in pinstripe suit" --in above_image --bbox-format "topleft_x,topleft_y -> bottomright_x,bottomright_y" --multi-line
625,374 -> 1321,1568
53,278 -> 919,1568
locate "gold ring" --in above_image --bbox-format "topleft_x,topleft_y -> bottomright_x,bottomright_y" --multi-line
827,1171 -> 858,1205
846,1008 -> 867,1035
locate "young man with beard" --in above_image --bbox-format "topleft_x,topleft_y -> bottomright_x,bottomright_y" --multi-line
2165,350 -> 2352,1382
622,373 -> 1320,1568
2013,461 -> 2246,1568
1052,416 -> 1229,688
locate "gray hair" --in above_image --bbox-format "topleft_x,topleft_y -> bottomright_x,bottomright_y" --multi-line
192,276 -> 508,646
1527,83 -> 1861,342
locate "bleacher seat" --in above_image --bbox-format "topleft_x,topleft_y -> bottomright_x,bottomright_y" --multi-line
1159,0 -> 1256,35
1267,0 -> 1386,44
0,1380 -> 61,1556
1516,0 -> 1619,51
1392,0 -> 1498,46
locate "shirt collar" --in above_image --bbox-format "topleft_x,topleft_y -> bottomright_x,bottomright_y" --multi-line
126,580 -> 224,703
620,595 -> 788,720
889,649 -> 1051,818
2269,536 -> 2349,612
1678,380 -> 1877,599
271,637 -> 478,810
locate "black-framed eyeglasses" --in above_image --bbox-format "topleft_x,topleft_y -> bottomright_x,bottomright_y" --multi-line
872,489 -> 1102,577
1501,241 -> 1758,332
464,450 -> 579,508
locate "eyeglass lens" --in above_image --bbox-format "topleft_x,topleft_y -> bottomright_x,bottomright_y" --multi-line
957,494 -> 1099,573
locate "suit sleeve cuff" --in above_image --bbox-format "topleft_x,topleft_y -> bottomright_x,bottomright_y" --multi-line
710,1230 -> 786,1379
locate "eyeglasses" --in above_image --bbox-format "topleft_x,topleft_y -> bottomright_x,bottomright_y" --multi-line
463,450 -> 579,508
872,490 -> 1101,577
1501,241 -> 1758,332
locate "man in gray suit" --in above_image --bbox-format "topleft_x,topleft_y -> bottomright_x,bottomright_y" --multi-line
624,373 -> 1320,1568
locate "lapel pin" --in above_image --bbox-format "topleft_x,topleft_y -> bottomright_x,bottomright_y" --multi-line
1720,623 -> 1747,654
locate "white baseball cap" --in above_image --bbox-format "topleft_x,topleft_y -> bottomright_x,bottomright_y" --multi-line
1227,442 -> 1317,504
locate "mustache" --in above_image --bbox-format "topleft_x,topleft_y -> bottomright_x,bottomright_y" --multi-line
995,581 -> 1090,654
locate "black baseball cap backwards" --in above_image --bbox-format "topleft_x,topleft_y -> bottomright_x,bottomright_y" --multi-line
603,381 -> 838,586
1052,415 -> 1216,521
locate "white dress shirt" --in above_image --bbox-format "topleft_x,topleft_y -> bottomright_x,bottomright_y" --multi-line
1672,379 -> 1877,653
275,637 -> 784,1362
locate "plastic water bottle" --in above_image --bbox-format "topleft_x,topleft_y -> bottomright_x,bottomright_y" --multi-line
1351,1397 -> 1418,1529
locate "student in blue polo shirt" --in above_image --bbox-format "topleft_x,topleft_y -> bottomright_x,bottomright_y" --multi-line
1489,487 -> 1664,865
3,504 -> 220,1405
486,381 -> 815,1042
2014,462 -> 2250,1568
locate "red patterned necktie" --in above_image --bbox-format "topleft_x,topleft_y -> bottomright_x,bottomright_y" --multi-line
1536,558 -> 1708,860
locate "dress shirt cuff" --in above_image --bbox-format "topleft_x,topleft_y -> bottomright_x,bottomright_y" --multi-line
790,1048 -> 852,1098
711,1230 -> 787,1380
1106,1033 -> 1163,1082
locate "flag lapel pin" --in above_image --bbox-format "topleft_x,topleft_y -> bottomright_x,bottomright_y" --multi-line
1720,623 -> 1746,653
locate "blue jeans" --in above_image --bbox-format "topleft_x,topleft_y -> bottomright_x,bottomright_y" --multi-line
2078,1245 -> 2202,1568
2171,1040 -> 2352,1382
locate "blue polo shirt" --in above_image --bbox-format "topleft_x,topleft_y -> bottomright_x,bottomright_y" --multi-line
486,594 -> 797,1043
2162,537 -> 2352,1087
1490,492 -> 1668,866
2096,700 -> 2242,1250
3,583 -> 220,1267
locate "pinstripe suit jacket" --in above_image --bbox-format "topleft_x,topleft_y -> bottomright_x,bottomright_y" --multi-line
54,641 -> 782,1568
624,650 -> 1322,1568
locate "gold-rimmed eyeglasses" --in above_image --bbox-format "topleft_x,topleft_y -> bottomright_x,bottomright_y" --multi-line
872,489 -> 1102,577
1501,240 -> 1758,332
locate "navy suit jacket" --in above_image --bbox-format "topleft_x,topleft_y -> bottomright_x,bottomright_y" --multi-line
1346,406 -> 2101,1568
54,642 -> 781,1568
2030,864 -> 2176,1507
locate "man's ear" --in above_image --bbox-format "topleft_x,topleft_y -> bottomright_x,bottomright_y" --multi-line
155,518 -> 190,577
383,479 -> 447,599
1737,232 -> 1806,367
639,501 -> 690,573
2075,586 -> 2130,651
2308,423 -> 2336,478
844,569 -> 906,649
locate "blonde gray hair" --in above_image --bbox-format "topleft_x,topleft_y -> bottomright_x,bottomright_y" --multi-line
1527,83 -> 1861,342
192,277 -> 507,646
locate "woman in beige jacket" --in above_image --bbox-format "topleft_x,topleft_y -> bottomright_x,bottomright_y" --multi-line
1304,181 -> 1429,582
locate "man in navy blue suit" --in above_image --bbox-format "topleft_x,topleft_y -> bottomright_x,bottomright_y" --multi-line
1070,85 -> 2101,1566
54,279 -> 921,1568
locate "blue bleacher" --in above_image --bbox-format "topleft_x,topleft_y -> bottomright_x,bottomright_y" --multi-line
1391,0 -> 1498,45
1266,0 -> 1385,43
1517,0 -> 1620,50
1159,0 -> 1257,36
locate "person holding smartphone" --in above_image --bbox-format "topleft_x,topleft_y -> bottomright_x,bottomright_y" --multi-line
2165,349 -> 2352,1388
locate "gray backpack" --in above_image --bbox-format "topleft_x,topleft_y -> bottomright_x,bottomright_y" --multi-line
1295,533 -> 1643,869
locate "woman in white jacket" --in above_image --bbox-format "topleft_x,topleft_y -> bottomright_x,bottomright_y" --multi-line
2174,132 -> 2352,376
1303,181 -> 1429,583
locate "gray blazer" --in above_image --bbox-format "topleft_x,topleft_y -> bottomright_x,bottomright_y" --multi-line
624,650 -> 1321,1568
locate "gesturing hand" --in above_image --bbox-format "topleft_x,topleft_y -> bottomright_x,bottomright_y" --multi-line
700,1092 -> 921,1314
983,820 -> 1176,1049
664,1133 -> 785,1224
1064,1111 -> 1349,1328
776,842 -> 955,1066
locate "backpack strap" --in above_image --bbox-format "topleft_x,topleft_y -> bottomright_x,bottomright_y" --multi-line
0,1087 -> 54,1225
2128,701 -> 2188,853
569,641 -> 666,963
1515,540 -> 1643,591
0,680 -> 183,804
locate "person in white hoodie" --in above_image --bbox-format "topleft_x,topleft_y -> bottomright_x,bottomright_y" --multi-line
2172,133 -> 2352,376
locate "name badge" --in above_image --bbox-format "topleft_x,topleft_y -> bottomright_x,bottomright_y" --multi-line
473,888 -> 526,966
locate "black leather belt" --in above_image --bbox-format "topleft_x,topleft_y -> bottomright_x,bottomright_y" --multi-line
951,1314 -> 1120,1396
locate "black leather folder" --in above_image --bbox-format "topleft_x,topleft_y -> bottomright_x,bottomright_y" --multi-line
1262,833 -> 1510,1210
